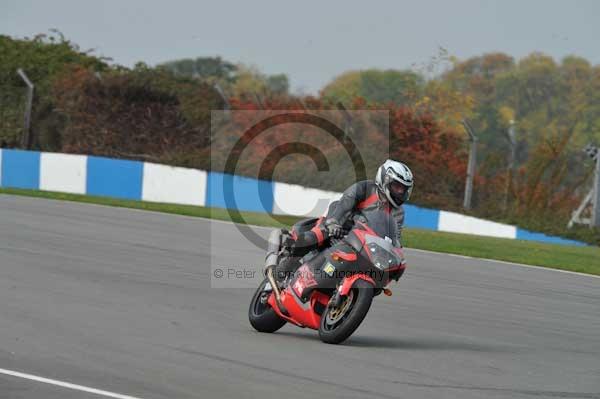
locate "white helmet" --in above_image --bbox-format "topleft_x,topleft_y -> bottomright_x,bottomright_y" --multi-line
375,159 -> 413,208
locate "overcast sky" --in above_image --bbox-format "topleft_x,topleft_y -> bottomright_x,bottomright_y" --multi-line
2,0 -> 599,93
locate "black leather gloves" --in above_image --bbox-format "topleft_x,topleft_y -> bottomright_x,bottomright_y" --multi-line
324,218 -> 344,238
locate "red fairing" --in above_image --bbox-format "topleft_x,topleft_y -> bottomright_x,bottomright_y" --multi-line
267,293 -> 301,326
338,273 -> 376,296
267,288 -> 329,330
387,262 -> 407,273
351,221 -> 376,247
267,264 -> 325,329
291,264 -> 317,298
332,250 -> 357,261
350,221 -> 378,248
392,247 -> 407,271
357,221 -> 378,237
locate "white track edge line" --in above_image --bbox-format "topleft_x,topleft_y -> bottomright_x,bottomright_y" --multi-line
0,368 -> 144,399
406,248 -> 600,279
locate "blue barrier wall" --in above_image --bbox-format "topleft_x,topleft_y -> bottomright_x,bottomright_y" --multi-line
516,228 -> 586,247
206,171 -> 274,213
86,156 -> 143,200
0,149 -> 40,190
403,204 -> 440,230
0,149 -> 588,247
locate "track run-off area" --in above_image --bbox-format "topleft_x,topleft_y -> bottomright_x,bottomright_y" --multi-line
0,195 -> 598,399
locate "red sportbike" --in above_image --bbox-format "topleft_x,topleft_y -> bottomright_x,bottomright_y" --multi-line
249,209 -> 406,344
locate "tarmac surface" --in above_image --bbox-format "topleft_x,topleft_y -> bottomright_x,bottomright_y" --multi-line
0,194 -> 598,399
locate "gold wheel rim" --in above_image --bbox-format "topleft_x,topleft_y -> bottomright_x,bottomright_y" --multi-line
327,290 -> 354,324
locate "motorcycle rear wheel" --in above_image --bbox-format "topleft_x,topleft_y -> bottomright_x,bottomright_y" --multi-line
318,279 -> 373,344
248,278 -> 287,333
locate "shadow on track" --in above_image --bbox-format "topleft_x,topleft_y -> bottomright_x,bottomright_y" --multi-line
347,336 -> 520,353
272,331 -> 518,353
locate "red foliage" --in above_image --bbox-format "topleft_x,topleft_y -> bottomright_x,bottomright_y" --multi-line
221,98 -> 468,208
388,107 -> 467,208
52,66 -> 218,163
51,71 -> 469,209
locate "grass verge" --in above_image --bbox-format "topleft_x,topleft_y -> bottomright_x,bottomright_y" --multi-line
403,229 -> 600,276
0,187 -> 301,227
2,187 -> 599,276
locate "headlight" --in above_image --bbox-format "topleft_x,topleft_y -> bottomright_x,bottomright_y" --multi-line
367,243 -> 400,270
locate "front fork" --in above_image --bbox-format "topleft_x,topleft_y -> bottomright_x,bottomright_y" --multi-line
329,273 -> 377,307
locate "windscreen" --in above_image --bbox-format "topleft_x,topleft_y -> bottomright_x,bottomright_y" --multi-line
360,209 -> 399,245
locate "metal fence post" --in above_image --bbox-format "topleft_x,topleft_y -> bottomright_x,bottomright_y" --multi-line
503,120 -> 517,212
213,83 -> 230,112
592,154 -> 600,227
17,68 -> 34,149
462,120 -> 477,210
568,144 -> 599,228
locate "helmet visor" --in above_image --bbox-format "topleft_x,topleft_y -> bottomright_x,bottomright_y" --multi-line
390,181 -> 406,195
389,180 -> 409,204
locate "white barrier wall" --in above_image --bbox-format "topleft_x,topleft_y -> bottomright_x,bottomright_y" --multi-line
273,182 -> 341,217
438,211 -> 517,239
142,162 -> 207,206
39,152 -> 87,194
0,149 -> 585,246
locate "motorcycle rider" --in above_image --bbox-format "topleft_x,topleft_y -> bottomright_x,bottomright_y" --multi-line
276,159 -> 413,283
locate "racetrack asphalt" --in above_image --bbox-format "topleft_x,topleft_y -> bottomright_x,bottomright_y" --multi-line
0,194 -> 599,399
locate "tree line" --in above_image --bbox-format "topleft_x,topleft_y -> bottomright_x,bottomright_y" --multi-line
0,33 -> 597,244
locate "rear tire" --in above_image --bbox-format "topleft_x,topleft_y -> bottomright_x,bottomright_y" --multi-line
318,279 -> 373,344
248,278 -> 287,333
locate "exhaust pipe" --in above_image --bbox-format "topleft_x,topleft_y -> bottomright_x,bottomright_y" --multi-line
264,229 -> 282,272
264,229 -> 285,307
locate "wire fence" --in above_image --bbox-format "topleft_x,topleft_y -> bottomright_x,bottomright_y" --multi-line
0,82 -> 26,148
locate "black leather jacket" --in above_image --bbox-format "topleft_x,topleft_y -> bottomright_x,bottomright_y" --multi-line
326,180 -> 405,243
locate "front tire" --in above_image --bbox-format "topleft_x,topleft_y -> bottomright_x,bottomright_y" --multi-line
318,279 -> 374,344
248,278 -> 287,333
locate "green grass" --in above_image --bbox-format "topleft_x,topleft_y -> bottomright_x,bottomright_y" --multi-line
404,229 -> 600,276
0,187 -> 301,228
2,187 -> 599,276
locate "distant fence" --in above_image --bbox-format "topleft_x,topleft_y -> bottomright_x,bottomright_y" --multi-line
0,149 -> 585,246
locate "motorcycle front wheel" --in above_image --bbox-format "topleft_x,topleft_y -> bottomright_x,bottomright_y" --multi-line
248,278 -> 287,333
318,279 -> 374,344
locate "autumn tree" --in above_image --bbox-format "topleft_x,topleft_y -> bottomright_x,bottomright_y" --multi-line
321,69 -> 423,106
0,32 -> 108,148
157,56 -> 236,85
158,58 -> 290,98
